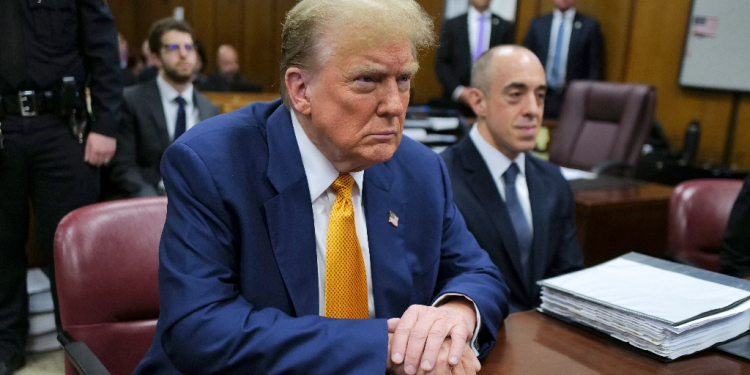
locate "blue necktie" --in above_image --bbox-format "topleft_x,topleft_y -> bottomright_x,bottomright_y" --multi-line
548,18 -> 566,89
174,96 -> 186,141
473,14 -> 486,63
503,163 -> 533,271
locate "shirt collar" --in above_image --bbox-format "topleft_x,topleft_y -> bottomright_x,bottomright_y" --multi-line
468,5 -> 492,19
554,7 -> 576,21
290,110 -> 364,202
469,124 -> 526,179
156,74 -> 194,105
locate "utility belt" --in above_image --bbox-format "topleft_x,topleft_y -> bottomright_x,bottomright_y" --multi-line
0,77 -> 88,148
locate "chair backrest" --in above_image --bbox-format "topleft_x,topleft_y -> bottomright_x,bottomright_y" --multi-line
668,179 -> 743,271
548,81 -> 656,173
54,197 -> 167,375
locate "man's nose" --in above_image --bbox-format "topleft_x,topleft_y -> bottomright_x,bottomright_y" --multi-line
377,79 -> 406,117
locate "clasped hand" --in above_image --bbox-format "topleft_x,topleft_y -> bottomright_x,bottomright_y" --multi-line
386,299 -> 480,375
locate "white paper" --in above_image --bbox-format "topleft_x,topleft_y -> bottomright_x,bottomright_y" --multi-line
559,166 -> 597,180
540,258 -> 750,325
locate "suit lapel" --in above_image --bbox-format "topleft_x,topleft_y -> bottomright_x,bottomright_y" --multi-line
524,156 -> 551,294
456,138 -> 527,283
263,106 -> 319,316
193,92 -> 210,121
363,164 -> 412,318
145,80 -> 170,149
488,15 -> 502,46
457,14 -> 472,67
567,14 -> 584,68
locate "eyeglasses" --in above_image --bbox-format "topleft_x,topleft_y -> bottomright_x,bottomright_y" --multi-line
161,44 -> 195,54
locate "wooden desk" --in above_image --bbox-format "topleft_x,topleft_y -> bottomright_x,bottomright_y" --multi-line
480,311 -> 748,374
573,183 -> 674,266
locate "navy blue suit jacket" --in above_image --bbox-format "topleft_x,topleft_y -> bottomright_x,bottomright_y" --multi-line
441,136 -> 583,312
133,100 -> 509,374
435,13 -> 515,99
522,12 -> 603,83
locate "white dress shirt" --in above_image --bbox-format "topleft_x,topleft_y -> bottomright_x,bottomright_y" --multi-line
155,75 -> 200,142
290,112 -> 376,318
545,7 -> 577,88
470,125 -> 534,231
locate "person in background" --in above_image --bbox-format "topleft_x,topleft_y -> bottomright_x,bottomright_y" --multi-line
132,0 -> 508,374
435,0 -> 515,114
0,0 -> 122,373
125,49 -> 147,87
192,39 -> 209,89
523,0 -> 603,118
200,44 -> 262,92
442,45 -> 583,313
138,39 -> 160,83
110,18 -> 219,198
118,33 -> 136,86
719,175 -> 750,279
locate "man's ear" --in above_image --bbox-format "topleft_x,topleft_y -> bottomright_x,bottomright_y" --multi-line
466,88 -> 487,117
285,67 -> 312,115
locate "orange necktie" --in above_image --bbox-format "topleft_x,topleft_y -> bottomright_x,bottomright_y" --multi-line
324,173 -> 369,319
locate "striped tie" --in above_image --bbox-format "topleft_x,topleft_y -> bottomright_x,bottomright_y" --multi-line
325,173 -> 369,319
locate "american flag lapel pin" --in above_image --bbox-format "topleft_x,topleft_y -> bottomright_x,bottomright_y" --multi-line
388,211 -> 399,228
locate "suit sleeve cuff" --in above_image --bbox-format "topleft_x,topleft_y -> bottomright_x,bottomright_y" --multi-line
432,293 -> 482,356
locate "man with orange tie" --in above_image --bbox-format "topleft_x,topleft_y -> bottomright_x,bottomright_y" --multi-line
133,1 -> 508,374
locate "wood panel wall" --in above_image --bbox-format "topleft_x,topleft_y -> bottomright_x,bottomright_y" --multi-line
109,0 -> 750,170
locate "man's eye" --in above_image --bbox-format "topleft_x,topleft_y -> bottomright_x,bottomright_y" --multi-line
397,74 -> 411,83
357,76 -> 376,83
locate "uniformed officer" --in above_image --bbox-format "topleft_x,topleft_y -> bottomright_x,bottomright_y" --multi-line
0,0 -> 122,373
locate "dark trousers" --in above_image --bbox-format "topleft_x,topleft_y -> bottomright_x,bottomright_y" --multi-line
0,114 -> 99,362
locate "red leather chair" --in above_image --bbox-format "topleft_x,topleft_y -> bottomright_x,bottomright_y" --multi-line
54,197 -> 167,375
668,179 -> 743,271
548,81 -> 656,175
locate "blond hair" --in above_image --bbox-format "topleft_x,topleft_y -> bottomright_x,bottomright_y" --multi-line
279,0 -> 435,107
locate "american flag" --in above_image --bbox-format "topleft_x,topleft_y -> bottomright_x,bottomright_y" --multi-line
388,211 -> 399,228
692,16 -> 718,37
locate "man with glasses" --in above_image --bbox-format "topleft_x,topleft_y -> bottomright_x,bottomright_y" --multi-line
110,18 -> 219,198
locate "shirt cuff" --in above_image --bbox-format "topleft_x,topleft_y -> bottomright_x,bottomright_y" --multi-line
451,86 -> 466,102
432,293 -> 482,356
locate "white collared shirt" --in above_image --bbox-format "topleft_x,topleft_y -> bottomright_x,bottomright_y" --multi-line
156,75 -> 200,142
290,111 -> 376,318
545,7 -> 577,87
470,125 -> 534,231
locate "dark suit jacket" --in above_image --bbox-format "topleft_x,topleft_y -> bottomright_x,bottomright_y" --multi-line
435,13 -> 515,99
719,175 -> 750,278
523,12 -> 603,83
111,80 -> 220,197
441,136 -> 583,312
523,12 -> 603,118
132,100 -> 509,374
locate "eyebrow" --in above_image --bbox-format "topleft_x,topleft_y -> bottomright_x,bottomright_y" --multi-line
504,82 -> 548,91
349,62 -> 420,77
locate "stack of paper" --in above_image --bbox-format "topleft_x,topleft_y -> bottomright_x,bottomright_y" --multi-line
538,253 -> 750,360
26,268 -> 61,353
